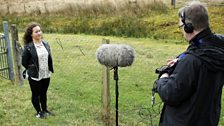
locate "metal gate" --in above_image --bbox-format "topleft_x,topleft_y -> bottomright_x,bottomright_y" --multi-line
0,34 -> 9,79
0,21 -> 14,80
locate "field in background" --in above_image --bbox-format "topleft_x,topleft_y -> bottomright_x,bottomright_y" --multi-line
1,1 -> 224,40
0,0 -> 223,16
0,34 -> 224,125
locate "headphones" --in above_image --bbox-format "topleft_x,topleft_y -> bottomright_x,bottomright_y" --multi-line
180,10 -> 194,33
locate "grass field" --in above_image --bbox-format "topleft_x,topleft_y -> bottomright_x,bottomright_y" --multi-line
0,34 -> 224,126
1,3 -> 224,40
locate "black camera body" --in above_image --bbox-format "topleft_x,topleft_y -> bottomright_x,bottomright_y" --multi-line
152,63 -> 177,106
155,64 -> 176,78
152,64 -> 176,93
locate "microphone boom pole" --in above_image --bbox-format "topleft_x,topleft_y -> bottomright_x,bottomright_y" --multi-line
113,66 -> 119,126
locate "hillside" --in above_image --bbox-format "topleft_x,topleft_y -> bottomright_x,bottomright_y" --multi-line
0,0 -> 223,40
0,0 -> 170,16
1,0 -> 223,16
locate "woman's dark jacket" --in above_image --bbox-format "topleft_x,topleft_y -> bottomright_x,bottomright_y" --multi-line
156,28 -> 224,126
22,41 -> 54,78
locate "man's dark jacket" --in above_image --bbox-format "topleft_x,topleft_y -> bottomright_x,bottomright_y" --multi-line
156,28 -> 224,126
22,41 -> 54,78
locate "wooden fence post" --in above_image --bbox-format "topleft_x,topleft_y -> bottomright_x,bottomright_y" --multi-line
171,0 -> 176,8
11,24 -> 24,85
3,21 -> 14,81
101,38 -> 111,126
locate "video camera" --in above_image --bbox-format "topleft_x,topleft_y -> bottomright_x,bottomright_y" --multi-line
155,64 -> 176,78
151,64 -> 177,106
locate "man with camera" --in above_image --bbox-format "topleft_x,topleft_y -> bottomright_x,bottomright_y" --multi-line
155,1 -> 224,126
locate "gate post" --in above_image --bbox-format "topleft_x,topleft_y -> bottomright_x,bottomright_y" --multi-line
3,21 -> 14,81
11,24 -> 24,85
171,0 -> 176,8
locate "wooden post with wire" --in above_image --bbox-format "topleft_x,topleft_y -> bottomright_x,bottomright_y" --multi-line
11,24 -> 24,85
171,0 -> 176,8
101,38 -> 111,126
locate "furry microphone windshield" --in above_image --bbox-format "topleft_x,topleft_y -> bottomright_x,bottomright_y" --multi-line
96,44 -> 135,67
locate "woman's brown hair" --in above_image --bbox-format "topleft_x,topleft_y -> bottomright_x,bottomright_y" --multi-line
23,22 -> 41,45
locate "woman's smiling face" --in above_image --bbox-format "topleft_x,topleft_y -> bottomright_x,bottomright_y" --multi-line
31,26 -> 42,41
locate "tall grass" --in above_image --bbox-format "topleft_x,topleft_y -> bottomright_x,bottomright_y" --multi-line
1,3 -> 224,40
0,1 -> 171,38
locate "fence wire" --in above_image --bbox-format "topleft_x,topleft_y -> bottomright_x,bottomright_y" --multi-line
39,33 -> 163,125
38,32 -> 224,126
12,1 -> 224,125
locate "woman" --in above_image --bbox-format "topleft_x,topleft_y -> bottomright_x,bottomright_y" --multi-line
22,22 -> 54,119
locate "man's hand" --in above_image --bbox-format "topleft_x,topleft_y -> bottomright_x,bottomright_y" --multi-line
160,73 -> 169,78
158,58 -> 178,78
167,58 -> 178,66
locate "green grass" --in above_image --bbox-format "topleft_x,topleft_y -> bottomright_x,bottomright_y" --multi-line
1,5 -> 223,40
0,34 -> 224,125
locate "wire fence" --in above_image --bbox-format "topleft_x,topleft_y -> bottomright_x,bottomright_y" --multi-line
33,24 -> 224,126
36,33 -> 164,125
34,32 -> 224,125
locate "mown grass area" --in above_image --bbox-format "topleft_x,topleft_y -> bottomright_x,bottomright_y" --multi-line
0,34 -> 224,126
0,4 -> 223,40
